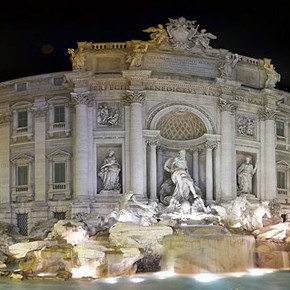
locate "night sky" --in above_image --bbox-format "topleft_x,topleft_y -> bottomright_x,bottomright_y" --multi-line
1,0 -> 289,92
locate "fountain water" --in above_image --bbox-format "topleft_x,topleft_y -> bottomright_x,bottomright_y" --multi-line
160,225 -> 255,274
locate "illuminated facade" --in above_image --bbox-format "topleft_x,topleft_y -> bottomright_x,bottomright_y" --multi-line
0,17 -> 289,234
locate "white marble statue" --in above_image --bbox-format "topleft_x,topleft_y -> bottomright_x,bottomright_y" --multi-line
217,53 -> 239,78
237,156 -> 257,195
211,196 -> 271,230
98,150 -> 121,191
110,191 -> 158,226
162,150 -> 202,210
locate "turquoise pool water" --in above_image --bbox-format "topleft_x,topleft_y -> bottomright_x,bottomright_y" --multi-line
0,270 -> 289,290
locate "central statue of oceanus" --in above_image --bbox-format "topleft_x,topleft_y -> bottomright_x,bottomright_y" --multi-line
160,150 -> 205,211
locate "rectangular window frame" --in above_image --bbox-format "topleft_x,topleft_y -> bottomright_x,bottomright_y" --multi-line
276,121 -> 285,137
17,165 -> 28,186
54,162 -> 66,184
277,170 -> 286,189
17,110 -> 28,128
54,105 -> 65,123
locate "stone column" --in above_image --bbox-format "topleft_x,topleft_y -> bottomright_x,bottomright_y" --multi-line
0,110 -> 11,205
147,140 -> 158,201
218,98 -> 237,200
205,142 -> 216,204
192,148 -> 200,187
71,92 -> 91,200
32,102 -> 48,202
87,103 -> 94,197
259,107 -> 277,200
123,90 -> 145,197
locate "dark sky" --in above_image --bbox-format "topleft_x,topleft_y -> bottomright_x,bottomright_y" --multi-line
1,0 -> 289,92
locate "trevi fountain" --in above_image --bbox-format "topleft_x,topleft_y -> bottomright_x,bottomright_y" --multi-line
0,17 -> 290,289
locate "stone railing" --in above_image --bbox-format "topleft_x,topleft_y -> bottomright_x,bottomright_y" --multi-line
92,42 -> 127,50
48,182 -> 72,201
277,188 -> 288,196
53,122 -> 66,129
49,182 -> 71,192
238,55 -> 260,65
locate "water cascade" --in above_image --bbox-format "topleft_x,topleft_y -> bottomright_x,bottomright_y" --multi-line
160,225 -> 256,274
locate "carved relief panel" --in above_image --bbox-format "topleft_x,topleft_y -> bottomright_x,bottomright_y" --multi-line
236,114 -> 256,138
96,102 -> 121,128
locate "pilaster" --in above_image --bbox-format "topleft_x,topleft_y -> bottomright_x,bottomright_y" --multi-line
32,100 -> 48,202
0,109 -> 11,205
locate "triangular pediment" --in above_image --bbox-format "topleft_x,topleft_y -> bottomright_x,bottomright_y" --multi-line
276,160 -> 290,167
47,149 -> 71,160
11,153 -> 34,162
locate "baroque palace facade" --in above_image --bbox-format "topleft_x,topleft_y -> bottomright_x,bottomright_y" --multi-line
0,17 -> 289,234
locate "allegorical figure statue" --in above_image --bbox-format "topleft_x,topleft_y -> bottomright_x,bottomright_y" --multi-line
237,156 -> 257,195
98,150 -> 121,191
163,150 -> 199,208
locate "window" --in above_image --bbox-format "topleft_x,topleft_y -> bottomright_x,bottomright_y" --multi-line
17,213 -> 28,235
18,111 -> 27,128
54,105 -> 65,123
11,153 -> 34,202
54,162 -> 65,183
47,149 -> 72,200
54,212 -> 66,220
16,83 -> 27,92
53,77 -> 64,86
277,171 -> 286,189
17,165 -> 28,186
276,121 -> 285,137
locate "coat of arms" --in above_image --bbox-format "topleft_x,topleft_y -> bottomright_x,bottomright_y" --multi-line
166,17 -> 198,49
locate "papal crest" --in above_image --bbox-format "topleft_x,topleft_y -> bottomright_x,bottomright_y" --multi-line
166,17 -> 199,49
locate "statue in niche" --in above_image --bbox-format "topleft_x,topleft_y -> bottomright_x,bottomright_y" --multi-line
217,53 -> 239,78
97,104 -> 120,127
237,156 -> 257,195
160,150 -> 204,211
98,150 -> 121,191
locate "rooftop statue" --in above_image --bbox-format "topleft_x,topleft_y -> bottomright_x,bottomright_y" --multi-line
264,58 -> 281,88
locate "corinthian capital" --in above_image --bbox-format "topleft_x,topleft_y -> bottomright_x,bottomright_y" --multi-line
0,111 -> 11,125
71,91 -> 93,106
123,90 -> 145,104
218,98 -> 238,114
32,105 -> 48,118
258,107 -> 278,121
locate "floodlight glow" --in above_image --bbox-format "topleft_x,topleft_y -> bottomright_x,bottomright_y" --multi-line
247,268 -> 265,276
194,273 -> 221,283
130,277 -> 145,283
104,277 -> 119,284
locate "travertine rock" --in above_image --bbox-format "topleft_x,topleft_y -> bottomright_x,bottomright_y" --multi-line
9,240 -> 56,259
109,222 -> 173,255
256,241 -> 290,268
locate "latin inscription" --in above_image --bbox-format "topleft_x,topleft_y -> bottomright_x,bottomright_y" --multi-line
144,54 -> 218,77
